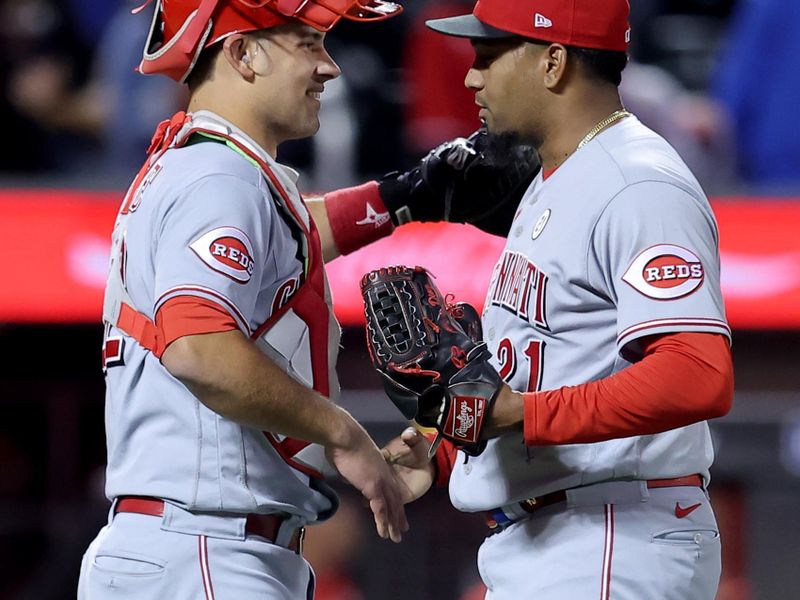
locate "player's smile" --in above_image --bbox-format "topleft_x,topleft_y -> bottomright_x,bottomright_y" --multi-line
306,86 -> 324,102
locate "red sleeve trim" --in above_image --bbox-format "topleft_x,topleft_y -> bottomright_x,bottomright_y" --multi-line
323,181 -> 395,255
618,317 -> 731,351
523,332 -> 733,446
155,296 -> 239,351
423,432 -> 458,487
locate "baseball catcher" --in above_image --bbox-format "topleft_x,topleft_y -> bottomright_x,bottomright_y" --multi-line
361,266 -> 502,455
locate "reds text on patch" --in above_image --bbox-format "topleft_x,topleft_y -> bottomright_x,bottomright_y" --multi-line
189,227 -> 256,283
622,244 -> 705,299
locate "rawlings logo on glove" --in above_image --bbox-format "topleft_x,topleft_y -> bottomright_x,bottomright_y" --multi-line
361,266 -> 502,456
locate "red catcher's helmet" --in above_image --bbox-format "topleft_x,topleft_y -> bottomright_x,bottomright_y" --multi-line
138,0 -> 403,82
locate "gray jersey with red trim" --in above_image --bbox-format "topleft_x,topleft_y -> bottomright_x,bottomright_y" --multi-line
449,116 -> 730,512
103,111 -> 339,521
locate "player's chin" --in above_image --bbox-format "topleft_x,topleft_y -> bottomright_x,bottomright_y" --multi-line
295,113 -> 321,139
486,121 -> 535,146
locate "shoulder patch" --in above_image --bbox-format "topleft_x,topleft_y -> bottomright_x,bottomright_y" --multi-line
189,227 -> 256,283
622,244 -> 705,300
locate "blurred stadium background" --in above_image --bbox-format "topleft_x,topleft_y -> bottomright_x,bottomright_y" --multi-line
1,0 -> 799,598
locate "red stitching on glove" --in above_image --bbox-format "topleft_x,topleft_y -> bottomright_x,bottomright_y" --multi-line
425,284 -> 440,306
388,362 -> 441,380
424,317 -> 441,333
450,346 -> 467,369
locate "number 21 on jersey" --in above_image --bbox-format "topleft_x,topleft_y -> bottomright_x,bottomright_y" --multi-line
496,338 -> 545,392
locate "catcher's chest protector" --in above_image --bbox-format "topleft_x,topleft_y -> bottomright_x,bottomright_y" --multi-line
102,111 -> 336,478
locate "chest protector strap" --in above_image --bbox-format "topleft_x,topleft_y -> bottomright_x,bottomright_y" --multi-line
103,112 -> 334,479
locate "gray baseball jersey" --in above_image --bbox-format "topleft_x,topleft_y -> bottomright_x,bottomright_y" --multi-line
450,116 -> 730,512
101,110 -> 339,522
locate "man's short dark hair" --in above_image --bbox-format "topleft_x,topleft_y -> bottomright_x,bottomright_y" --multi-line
186,45 -> 222,91
566,46 -> 628,86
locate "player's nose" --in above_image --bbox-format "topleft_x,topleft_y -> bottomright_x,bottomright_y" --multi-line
317,49 -> 341,80
465,67 -> 483,91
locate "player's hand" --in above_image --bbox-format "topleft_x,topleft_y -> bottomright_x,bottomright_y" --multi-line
326,421 -> 409,543
377,129 -> 539,236
382,427 -> 435,504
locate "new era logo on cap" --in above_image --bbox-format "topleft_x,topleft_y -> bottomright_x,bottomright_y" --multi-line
426,0 -> 630,53
534,13 -> 552,28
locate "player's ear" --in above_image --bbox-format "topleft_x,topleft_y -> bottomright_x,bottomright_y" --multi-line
541,44 -> 568,90
222,34 -> 258,81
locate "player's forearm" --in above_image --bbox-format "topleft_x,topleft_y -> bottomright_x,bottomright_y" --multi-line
487,333 -> 733,445
162,330 -> 358,449
306,196 -> 341,262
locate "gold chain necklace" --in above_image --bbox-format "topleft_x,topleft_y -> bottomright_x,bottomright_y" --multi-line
577,109 -> 630,149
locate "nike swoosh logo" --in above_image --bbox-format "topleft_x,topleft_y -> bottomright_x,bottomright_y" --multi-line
675,502 -> 702,518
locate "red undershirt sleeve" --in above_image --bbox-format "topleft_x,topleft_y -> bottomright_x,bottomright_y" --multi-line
522,332 -> 733,446
156,296 -> 240,351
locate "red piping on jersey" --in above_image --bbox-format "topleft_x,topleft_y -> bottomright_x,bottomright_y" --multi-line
198,535 -> 216,600
600,505 -> 614,600
617,318 -> 731,351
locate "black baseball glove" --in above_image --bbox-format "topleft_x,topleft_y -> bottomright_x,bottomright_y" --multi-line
361,265 -> 503,456
378,129 -> 540,237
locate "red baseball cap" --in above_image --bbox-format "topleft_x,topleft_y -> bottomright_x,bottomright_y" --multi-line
426,0 -> 630,52
139,0 -> 403,82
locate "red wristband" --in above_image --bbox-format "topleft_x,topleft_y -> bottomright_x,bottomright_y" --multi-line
323,181 -> 395,255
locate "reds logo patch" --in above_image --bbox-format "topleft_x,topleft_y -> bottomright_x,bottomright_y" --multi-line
622,244 -> 705,300
189,227 -> 256,283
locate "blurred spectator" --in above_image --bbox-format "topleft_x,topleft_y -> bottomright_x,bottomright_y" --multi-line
402,1 -> 480,154
64,0 -> 123,47
713,0 -> 800,191
9,1 -> 185,183
326,15 -> 408,176
621,61 -> 739,194
0,0 -> 91,172
629,0 -> 734,88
